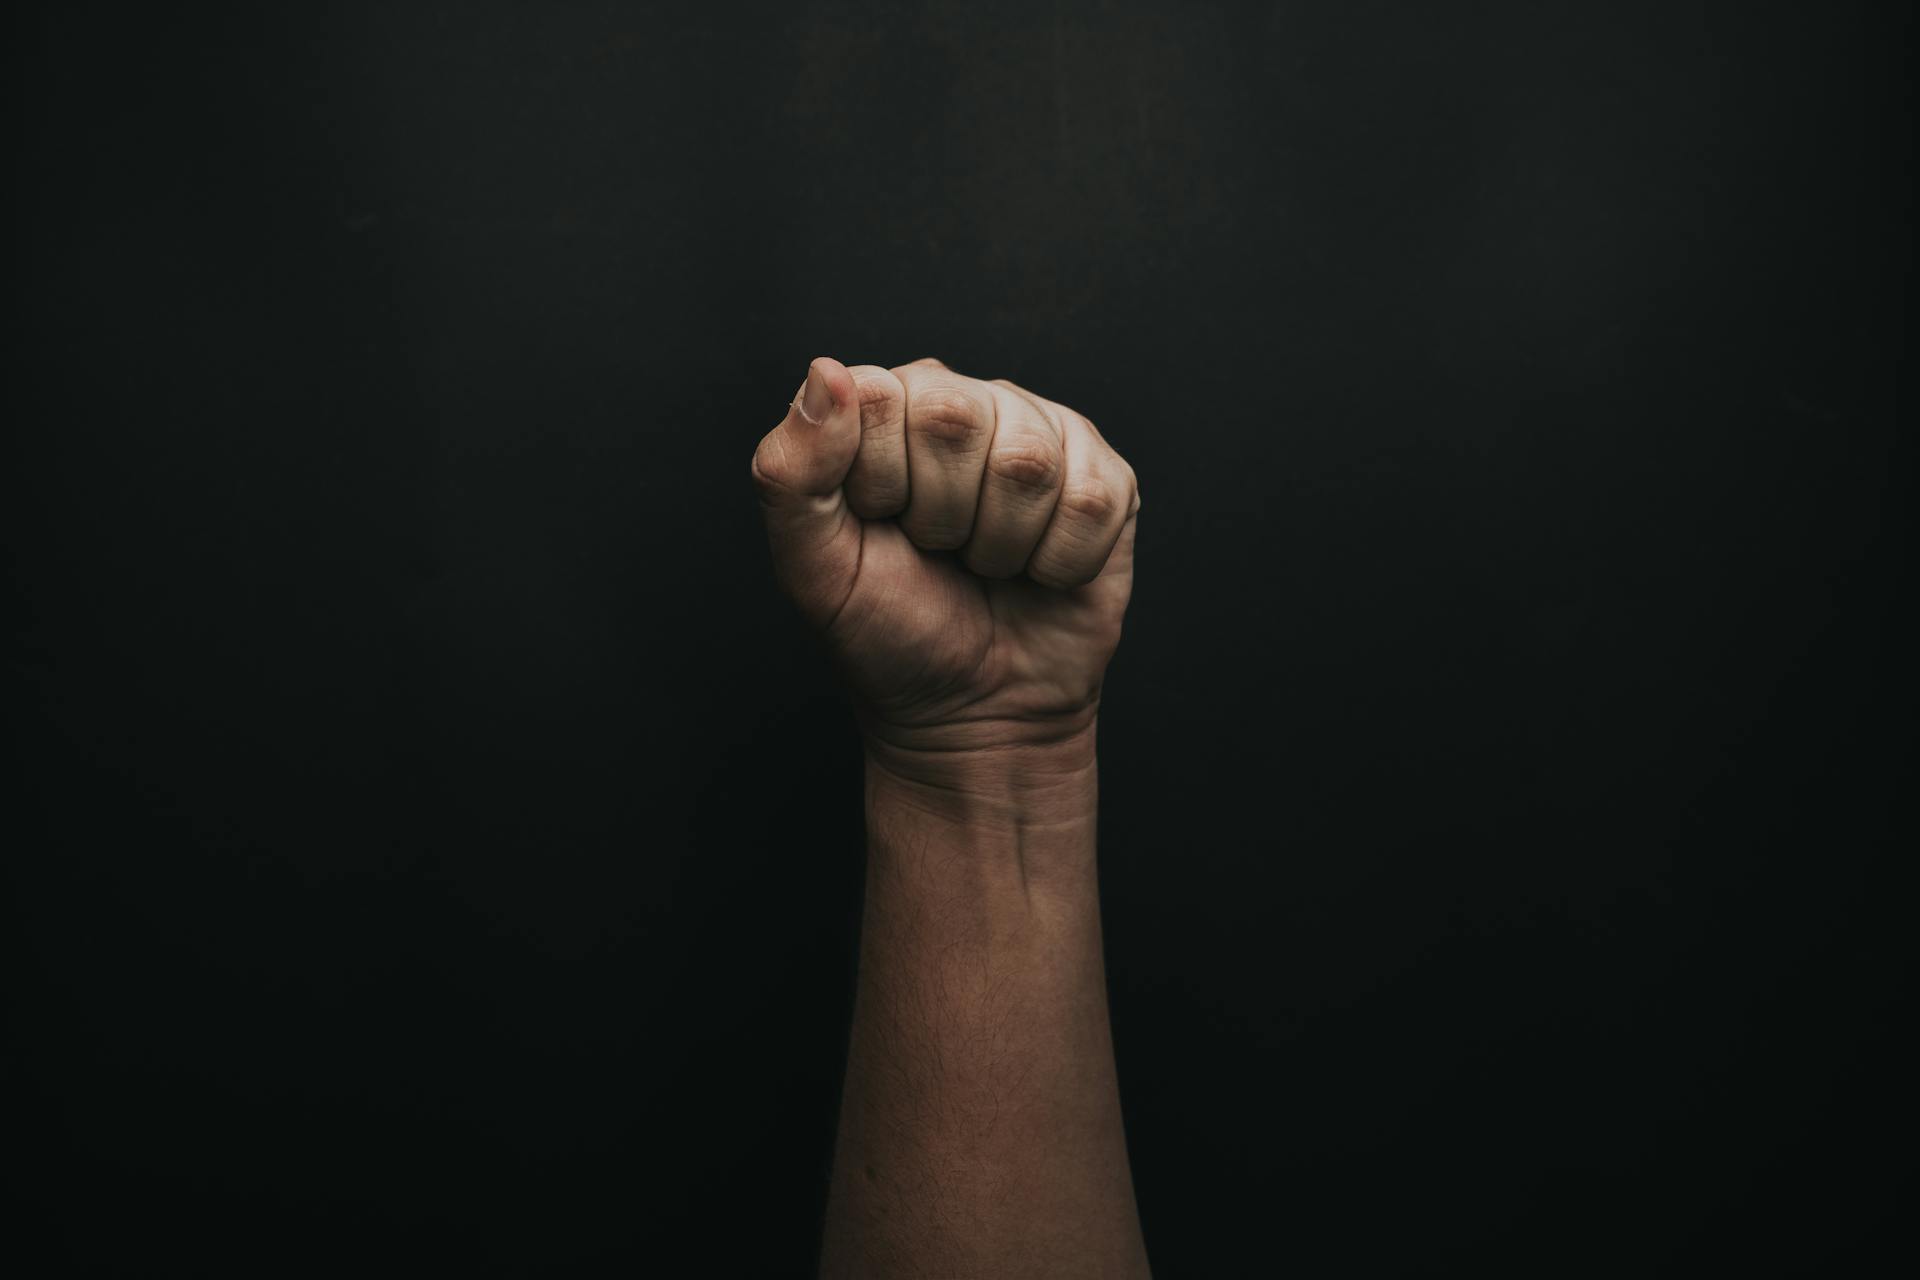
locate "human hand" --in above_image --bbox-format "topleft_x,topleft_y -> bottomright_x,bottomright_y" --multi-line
751,357 -> 1139,781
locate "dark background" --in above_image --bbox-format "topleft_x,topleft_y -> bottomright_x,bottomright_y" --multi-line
6,2 -> 1907,1273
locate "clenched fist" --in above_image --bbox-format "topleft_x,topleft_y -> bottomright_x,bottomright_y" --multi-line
751,357 -> 1139,770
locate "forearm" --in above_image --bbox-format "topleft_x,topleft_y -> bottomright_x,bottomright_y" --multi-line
819,729 -> 1149,1278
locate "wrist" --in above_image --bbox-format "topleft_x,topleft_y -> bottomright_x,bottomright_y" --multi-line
862,718 -> 1101,896
861,716 -> 1099,831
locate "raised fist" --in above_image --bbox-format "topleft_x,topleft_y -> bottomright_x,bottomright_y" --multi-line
751,357 -> 1140,762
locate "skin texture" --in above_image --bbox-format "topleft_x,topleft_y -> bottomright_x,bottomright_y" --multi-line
752,357 -> 1149,1278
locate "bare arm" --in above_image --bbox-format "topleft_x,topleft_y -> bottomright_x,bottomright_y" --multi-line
821,734 -> 1147,1277
752,357 -> 1148,1277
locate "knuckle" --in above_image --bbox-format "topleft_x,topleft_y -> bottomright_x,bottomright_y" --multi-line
851,367 -> 904,420
1056,474 -> 1119,525
909,385 -> 990,448
985,439 -> 1063,494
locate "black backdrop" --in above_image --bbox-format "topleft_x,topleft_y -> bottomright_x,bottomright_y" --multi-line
7,3 -> 1908,1274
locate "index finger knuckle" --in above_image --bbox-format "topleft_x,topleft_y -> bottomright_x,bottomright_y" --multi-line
908,383 -> 992,449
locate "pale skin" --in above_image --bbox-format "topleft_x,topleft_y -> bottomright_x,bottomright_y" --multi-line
752,356 -> 1150,1278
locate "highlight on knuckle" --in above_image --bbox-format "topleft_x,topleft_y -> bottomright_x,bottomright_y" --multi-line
985,439 -> 1062,495
854,372 -> 904,429
1056,475 -> 1118,526
909,386 -> 989,448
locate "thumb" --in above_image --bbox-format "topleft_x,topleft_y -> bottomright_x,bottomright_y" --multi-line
751,357 -> 863,626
